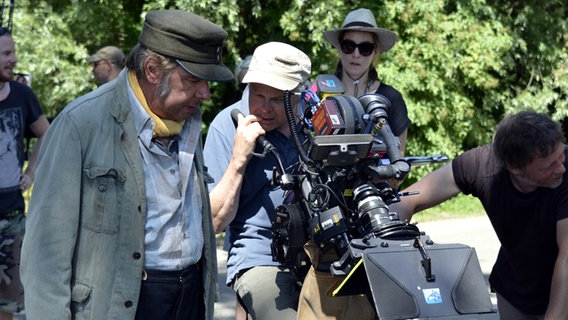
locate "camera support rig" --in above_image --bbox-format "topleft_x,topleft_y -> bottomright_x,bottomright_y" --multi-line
266,75 -> 494,319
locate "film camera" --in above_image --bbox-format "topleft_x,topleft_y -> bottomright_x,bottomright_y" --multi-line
261,75 -> 495,319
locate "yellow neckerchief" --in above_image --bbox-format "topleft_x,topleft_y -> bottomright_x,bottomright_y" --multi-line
127,70 -> 184,137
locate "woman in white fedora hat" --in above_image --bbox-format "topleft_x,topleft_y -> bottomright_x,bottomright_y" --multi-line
324,7 -> 411,155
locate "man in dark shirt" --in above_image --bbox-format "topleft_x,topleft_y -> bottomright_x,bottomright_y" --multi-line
392,110 -> 568,319
0,28 -> 49,319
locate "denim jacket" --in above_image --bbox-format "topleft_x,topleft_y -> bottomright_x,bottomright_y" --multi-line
20,70 -> 218,320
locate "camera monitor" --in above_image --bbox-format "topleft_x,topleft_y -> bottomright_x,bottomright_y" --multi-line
308,133 -> 374,167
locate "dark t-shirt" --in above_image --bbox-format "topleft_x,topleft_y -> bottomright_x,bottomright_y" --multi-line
452,144 -> 568,314
0,81 -> 44,213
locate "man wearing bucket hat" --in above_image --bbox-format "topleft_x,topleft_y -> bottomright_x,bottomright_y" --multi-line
21,10 -> 232,320
324,8 -> 411,156
204,41 -> 311,319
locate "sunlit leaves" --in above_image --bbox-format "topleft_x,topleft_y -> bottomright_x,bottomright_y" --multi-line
9,0 -> 568,185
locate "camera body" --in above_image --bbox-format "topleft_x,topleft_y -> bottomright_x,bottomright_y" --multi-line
270,75 -> 417,278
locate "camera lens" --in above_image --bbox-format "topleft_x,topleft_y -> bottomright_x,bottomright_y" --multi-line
353,184 -> 390,236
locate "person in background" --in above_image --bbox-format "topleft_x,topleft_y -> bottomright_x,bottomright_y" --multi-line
324,7 -> 410,155
204,42 -> 311,320
86,45 -> 125,84
20,10 -> 233,320
234,54 -> 252,92
391,110 -> 568,319
0,28 -> 49,320
14,73 -> 30,87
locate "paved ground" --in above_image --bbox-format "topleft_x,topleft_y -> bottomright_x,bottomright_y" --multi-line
214,247 -> 236,320
214,215 -> 500,319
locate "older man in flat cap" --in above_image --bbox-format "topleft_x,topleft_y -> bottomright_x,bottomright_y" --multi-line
21,10 -> 232,320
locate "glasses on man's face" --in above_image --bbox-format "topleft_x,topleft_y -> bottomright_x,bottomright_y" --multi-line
339,39 -> 376,57
93,61 -> 107,69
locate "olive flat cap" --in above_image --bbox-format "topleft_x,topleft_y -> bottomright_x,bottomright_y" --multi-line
139,10 -> 233,82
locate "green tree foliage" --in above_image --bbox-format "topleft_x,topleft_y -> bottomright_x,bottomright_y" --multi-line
8,0 -> 567,183
488,0 -> 568,120
12,1 -> 93,118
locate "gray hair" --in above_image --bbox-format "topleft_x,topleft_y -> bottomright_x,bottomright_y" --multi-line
126,44 -> 178,99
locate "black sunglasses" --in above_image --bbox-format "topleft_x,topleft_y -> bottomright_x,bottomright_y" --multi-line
339,39 -> 376,57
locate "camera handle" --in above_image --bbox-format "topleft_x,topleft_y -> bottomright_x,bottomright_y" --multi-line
414,237 -> 436,282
